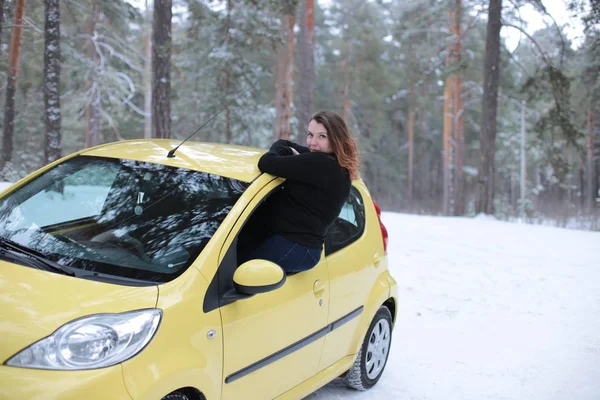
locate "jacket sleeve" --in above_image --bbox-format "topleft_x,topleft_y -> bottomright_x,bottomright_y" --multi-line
268,139 -> 294,156
258,150 -> 331,187
287,141 -> 310,154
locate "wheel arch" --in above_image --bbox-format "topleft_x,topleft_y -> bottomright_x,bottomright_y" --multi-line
348,270 -> 394,355
162,387 -> 206,400
383,296 -> 397,325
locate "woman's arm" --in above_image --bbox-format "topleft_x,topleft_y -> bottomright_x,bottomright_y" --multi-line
258,149 -> 331,186
269,139 -> 310,155
267,139 -> 294,156
287,141 -> 310,154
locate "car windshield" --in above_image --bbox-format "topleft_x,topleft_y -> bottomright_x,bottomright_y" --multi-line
0,156 -> 247,283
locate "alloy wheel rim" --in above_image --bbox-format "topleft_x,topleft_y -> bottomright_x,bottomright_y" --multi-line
365,318 -> 391,380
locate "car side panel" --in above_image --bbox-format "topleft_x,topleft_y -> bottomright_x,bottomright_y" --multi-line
347,267 -> 394,355
217,179 -> 329,400
318,182 -> 387,371
275,268 -> 395,399
121,268 -> 222,400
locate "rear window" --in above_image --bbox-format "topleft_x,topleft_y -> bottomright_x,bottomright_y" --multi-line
324,186 -> 366,256
0,156 -> 247,283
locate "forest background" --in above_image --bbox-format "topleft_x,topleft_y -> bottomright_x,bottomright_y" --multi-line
0,0 -> 598,230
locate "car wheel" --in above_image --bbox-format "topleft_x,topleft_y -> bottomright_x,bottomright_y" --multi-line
344,306 -> 393,391
162,393 -> 189,400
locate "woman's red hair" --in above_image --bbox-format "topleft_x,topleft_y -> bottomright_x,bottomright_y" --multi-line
311,110 -> 360,180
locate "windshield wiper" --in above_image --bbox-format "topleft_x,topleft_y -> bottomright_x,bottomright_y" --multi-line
0,237 -> 157,286
0,237 -> 77,277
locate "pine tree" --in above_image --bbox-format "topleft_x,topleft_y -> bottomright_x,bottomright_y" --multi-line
273,0 -> 298,140
1,0 -> 26,170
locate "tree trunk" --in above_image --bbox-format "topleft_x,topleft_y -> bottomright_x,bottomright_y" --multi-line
407,84 -> 415,209
1,0 -> 25,170
143,1 -> 152,139
477,0 -> 503,215
454,74 -> 465,215
84,0 -> 101,148
273,2 -> 297,140
152,0 -> 172,139
225,0 -> 232,143
443,0 -> 464,216
0,0 -> 5,57
442,78 -> 453,215
587,108 -> 596,212
341,50 -> 352,123
393,97 -> 400,147
44,0 -> 61,164
296,0 -> 314,138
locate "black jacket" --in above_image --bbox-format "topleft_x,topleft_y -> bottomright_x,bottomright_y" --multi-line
257,139 -> 351,249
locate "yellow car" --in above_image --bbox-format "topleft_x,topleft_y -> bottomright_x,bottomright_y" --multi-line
0,139 -> 398,400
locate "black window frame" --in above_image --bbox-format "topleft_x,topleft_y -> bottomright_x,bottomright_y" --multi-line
324,186 -> 366,256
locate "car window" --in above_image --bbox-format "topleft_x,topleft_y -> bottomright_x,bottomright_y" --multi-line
0,156 -> 247,283
324,186 -> 365,256
11,164 -> 120,228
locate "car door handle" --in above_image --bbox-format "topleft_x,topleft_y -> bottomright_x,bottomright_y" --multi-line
313,279 -> 326,294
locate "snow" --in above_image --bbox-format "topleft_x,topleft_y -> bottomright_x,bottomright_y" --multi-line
1,180 -> 598,399
308,213 -> 599,400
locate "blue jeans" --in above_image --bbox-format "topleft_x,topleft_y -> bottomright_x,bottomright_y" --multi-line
241,235 -> 322,274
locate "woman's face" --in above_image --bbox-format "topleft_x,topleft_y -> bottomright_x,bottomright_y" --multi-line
306,119 -> 332,153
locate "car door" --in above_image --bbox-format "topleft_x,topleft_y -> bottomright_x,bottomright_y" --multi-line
318,183 -> 380,371
216,180 -> 330,400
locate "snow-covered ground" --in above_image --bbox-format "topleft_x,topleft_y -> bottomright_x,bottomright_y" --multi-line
1,181 -> 599,399
308,213 -> 599,400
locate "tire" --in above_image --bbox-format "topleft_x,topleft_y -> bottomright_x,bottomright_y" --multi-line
344,306 -> 393,391
162,393 -> 190,400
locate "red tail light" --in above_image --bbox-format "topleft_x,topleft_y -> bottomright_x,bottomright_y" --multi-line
373,200 -> 388,254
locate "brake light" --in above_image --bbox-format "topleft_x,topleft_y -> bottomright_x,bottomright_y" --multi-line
373,200 -> 388,254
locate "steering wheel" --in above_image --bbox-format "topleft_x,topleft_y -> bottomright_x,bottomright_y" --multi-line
91,230 -> 151,262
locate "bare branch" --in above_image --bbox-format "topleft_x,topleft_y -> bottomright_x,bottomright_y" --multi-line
23,16 -> 43,34
527,0 -> 567,67
97,42 -> 143,72
502,21 -> 553,67
501,42 -> 529,75
99,108 -> 125,141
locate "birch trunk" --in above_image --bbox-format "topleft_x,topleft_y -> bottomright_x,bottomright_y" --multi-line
143,1 -> 152,139
225,0 -> 232,143
152,0 -> 172,139
84,0 -> 101,148
44,0 -> 62,164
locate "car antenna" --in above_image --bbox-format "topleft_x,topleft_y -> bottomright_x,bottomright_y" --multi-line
167,83 -> 255,158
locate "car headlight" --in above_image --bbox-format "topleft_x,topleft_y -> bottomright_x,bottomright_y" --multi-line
5,309 -> 162,370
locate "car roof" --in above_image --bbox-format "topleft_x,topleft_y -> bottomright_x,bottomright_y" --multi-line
81,139 -> 267,182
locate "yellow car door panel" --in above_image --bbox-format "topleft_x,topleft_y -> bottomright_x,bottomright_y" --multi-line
211,180 -> 330,400
319,184 -> 384,371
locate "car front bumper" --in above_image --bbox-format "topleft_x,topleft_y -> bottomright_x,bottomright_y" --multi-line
0,364 -> 132,400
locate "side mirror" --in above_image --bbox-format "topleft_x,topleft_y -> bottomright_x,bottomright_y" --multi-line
233,259 -> 286,295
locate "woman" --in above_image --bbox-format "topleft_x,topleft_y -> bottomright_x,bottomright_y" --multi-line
242,110 -> 359,274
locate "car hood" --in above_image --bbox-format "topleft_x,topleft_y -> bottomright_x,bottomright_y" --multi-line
0,260 -> 158,363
